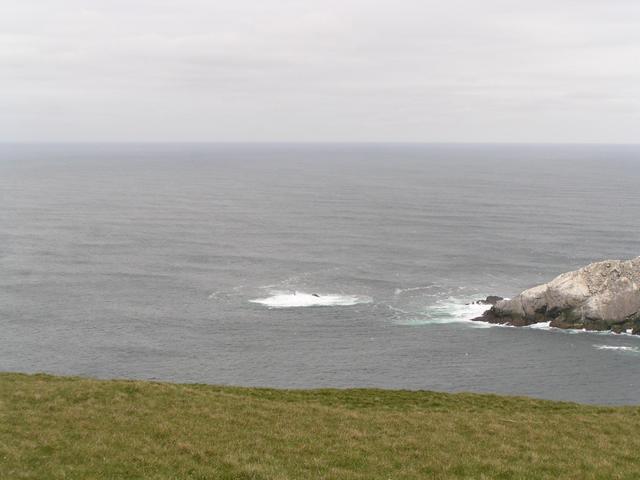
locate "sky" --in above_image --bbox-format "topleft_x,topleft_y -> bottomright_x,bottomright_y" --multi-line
1,0 -> 639,143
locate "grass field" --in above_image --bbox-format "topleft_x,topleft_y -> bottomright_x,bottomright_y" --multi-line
0,373 -> 639,479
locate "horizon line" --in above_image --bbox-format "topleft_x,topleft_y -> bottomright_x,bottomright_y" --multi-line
2,141 -> 640,147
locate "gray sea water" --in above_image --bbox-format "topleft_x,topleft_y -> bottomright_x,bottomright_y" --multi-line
1,143 -> 639,404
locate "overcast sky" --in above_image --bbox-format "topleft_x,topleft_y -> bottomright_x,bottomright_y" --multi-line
1,0 -> 639,142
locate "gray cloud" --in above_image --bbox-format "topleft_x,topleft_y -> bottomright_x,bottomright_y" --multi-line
1,0 -> 639,142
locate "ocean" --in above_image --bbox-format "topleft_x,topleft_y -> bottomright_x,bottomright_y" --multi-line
1,143 -> 639,404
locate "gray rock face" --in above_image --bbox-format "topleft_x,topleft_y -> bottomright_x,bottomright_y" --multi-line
472,257 -> 640,334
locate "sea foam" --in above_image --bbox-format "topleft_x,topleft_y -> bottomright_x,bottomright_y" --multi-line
250,291 -> 372,308
594,345 -> 640,354
396,297 -> 491,326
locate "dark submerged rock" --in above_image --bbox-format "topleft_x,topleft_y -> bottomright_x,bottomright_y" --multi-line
468,296 -> 503,306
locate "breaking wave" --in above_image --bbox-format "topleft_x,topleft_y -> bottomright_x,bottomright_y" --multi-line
396,297 -> 491,326
250,291 -> 372,308
522,323 -> 640,339
594,345 -> 640,354
527,321 -> 552,330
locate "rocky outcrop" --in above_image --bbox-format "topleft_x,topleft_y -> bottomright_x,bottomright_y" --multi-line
468,296 -> 504,306
472,257 -> 640,334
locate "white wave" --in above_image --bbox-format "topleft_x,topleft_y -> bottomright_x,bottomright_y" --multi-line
594,345 -> 640,354
250,291 -> 372,308
427,299 -> 491,323
522,324 -> 640,339
397,297 -> 490,326
527,321 -> 552,330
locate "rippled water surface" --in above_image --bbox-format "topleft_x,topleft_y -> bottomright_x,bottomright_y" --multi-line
1,143 -> 639,404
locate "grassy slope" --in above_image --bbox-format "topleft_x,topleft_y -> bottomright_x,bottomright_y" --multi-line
0,373 -> 639,479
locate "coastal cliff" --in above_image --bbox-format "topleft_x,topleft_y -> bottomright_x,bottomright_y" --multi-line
473,257 -> 640,334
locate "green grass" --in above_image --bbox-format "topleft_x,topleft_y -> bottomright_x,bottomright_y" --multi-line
1,373 -> 639,479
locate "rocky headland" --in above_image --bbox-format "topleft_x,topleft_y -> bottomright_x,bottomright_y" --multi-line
472,257 -> 640,334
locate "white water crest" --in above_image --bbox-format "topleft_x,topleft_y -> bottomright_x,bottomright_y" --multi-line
397,297 -> 491,326
527,321 -> 552,330
594,345 -> 640,354
250,291 -> 372,308
522,323 -> 640,339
